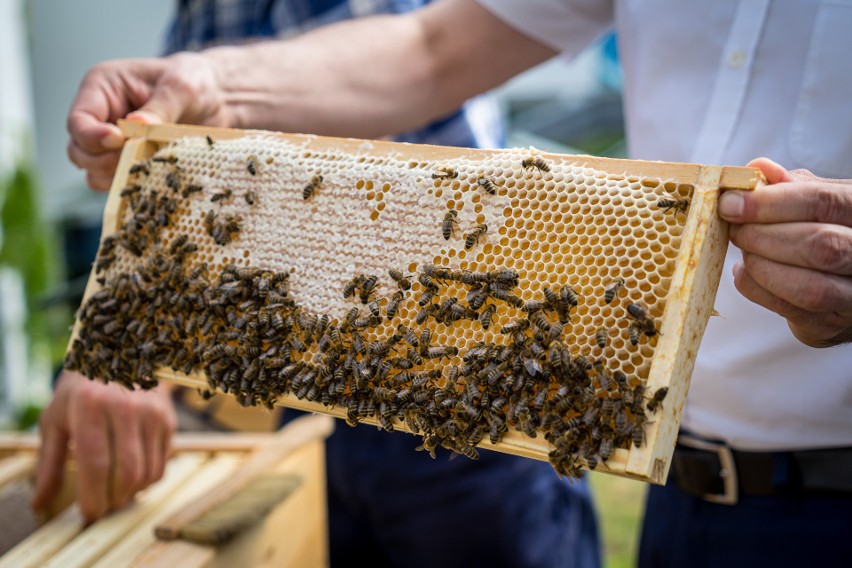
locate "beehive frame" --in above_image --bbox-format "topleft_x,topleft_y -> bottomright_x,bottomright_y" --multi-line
67,121 -> 762,484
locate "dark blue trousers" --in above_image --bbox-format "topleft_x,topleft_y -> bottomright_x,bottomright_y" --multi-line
639,481 -> 852,567
282,410 -> 601,568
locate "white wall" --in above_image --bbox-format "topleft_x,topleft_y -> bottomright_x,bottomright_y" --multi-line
28,0 -> 173,221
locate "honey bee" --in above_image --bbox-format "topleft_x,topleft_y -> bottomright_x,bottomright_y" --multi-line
244,191 -> 256,205
204,209 -> 217,233
594,361 -> 612,391
423,264 -> 453,282
247,155 -> 259,175
424,346 -> 459,359
657,192 -> 690,215
388,269 -> 412,291
120,184 -> 142,197
165,171 -> 181,192
419,328 -> 433,355
465,285 -> 488,311
340,307 -> 360,332
387,290 -> 404,320
415,304 -> 437,324
152,155 -> 178,164
343,275 -> 363,299
359,274 -> 379,304
351,330 -> 367,355
367,300 -> 381,318
600,278 -> 624,305
442,210 -> 459,240
95,253 -> 115,272
521,157 -> 551,173
129,162 -> 150,175
486,269 -> 519,286
182,184 -> 203,198
303,174 -> 323,200
396,324 -> 420,347
490,288 -> 524,308
646,386 -> 668,413
500,319 -> 529,334
431,167 -> 458,179
464,224 -> 488,250
628,324 -> 641,346
631,423 -> 646,448
595,327 -> 608,349
627,302 -> 658,340
211,188 -> 233,203
476,175 -> 498,195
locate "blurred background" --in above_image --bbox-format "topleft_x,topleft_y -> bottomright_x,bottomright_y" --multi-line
0,1 -> 641,565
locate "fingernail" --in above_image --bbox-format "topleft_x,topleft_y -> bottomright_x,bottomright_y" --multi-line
127,111 -> 162,125
100,132 -> 125,150
719,192 -> 744,219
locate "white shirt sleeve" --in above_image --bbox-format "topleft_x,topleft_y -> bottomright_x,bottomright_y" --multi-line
477,0 -> 614,56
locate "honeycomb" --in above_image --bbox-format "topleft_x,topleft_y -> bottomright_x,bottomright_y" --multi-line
66,122 -> 760,482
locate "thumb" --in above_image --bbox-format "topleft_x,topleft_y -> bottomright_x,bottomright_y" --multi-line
125,73 -> 197,125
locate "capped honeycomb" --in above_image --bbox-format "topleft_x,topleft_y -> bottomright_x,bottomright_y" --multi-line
66,121 -> 762,483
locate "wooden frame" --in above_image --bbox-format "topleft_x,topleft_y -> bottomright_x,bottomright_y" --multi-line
0,415 -> 334,568
69,121 -> 763,484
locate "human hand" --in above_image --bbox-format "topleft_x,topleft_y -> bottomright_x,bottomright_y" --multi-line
32,370 -> 177,522
719,157 -> 852,347
67,52 -> 231,190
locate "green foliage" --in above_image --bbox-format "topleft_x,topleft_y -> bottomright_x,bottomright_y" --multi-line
0,163 -> 61,361
589,472 -> 646,568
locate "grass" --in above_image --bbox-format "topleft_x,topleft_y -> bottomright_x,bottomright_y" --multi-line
588,472 -> 647,568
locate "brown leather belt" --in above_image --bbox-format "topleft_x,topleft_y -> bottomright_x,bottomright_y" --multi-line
671,433 -> 852,505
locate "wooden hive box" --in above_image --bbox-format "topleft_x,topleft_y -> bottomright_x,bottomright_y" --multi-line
65,121 -> 763,484
0,414 -> 334,568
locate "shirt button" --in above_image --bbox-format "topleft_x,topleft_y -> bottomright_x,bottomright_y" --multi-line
728,49 -> 746,69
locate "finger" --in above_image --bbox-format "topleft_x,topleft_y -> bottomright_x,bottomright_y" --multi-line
69,390 -> 112,522
66,60 -> 166,155
108,401 -> 145,509
67,105 -> 125,155
746,157 -> 794,184
739,252 -> 852,317
732,261 -> 851,347
720,175 -> 852,227
142,416 -> 166,487
127,71 -> 203,126
730,222 -> 852,276
66,140 -> 122,179
86,172 -> 116,192
31,417 -> 70,512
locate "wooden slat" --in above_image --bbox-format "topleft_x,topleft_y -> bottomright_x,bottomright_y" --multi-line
92,453 -> 243,568
120,121 -> 761,191
154,414 -> 333,540
208,441 -> 328,568
0,504 -> 83,568
0,454 -> 35,489
127,540 -> 215,568
40,453 -> 209,568
626,166 -> 730,481
0,432 -> 286,453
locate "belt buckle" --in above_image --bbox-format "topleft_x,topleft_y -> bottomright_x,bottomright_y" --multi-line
678,434 -> 739,505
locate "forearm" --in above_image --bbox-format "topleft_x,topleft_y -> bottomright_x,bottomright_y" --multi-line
202,0 -> 555,137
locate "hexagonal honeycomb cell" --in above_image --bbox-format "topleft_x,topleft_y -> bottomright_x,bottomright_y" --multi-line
66,122 -> 762,483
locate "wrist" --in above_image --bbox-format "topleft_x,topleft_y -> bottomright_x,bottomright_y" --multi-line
200,44 -> 262,130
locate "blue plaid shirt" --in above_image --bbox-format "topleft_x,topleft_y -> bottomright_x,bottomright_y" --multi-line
163,0 -> 503,148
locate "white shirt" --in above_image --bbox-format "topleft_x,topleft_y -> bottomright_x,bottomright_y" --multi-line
479,0 -> 852,450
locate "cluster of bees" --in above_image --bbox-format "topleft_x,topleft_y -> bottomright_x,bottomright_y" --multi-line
66,146 -> 681,479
